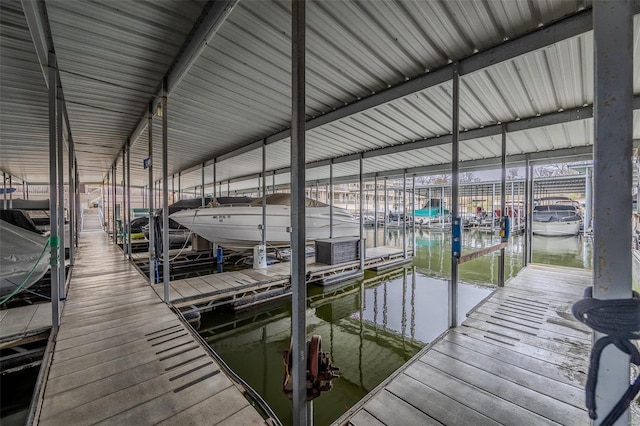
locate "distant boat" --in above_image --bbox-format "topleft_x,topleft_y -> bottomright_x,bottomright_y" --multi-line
415,199 -> 449,224
532,197 -> 581,237
0,220 -> 49,299
170,194 -> 360,249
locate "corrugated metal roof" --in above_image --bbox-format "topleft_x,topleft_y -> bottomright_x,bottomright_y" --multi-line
1,1 -> 638,191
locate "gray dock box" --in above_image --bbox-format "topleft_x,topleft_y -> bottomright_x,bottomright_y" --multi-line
315,237 -> 364,265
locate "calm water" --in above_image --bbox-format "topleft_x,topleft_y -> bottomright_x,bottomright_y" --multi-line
199,229 -> 593,425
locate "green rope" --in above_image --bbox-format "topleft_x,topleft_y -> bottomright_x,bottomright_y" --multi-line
0,239 -> 51,306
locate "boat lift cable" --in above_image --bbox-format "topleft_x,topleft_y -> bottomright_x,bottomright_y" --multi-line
572,287 -> 640,426
0,239 -> 50,305
171,306 -> 284,426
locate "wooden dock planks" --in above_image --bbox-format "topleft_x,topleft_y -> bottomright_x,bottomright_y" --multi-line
337,264 -> 592,426
0,303 -> 52,342
162,245 -> 407,307
36,231 -> 266,426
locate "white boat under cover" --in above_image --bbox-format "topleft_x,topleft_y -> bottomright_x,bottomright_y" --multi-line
531,204 -> 581,236
170,194 -> 360,249
1,220 -> 50,298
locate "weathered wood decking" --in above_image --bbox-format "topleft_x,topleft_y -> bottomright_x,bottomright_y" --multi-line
154,245 -> 410,310
35,231 -> 266,425
337,264 -> 592,426
0,302 -> 51,347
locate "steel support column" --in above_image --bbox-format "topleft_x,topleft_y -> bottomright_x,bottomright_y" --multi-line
592,2 -> 633,424
68,137 -> 75,265
112,166 -> 117,244
359,156 -> 365,270
585,165 -> 592,232
2,172 -> 6,209
383,178 -> 388,246
329,160 -> 334,238
8,176 -> 12,208
524,158 -> 530,266
162,78 -> 170,303
126,143 -> 132,258
48,52 -> 60,327
148,103 -> 155,285
402,171 -> 407,259
374,175 -> 378,247
56,92 -> 65,298
291,1 -> 307,423
262,140 -> 267,248
498,126 -> 507,287
449,63 -> 460,328
121,148 -> 127,259
201,163 -> 205,206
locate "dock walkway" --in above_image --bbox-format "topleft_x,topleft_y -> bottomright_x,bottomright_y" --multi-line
35,231 -> 266,425
337,264 -> 592,426
153,245 -> 410,311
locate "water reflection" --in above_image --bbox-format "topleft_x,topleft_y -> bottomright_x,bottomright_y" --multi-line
200,267 -> 491,426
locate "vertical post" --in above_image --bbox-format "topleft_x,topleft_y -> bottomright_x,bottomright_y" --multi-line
213,161 -> 217,200
75,164 -> 80,243
359,156 -> 364,270
291,1 -> 307,423
48,52 -> 60,327
112,166 -> 117,244
592,2 -> 633,424
106,174 -> 110,233
402,171 -> 407,259
329,160 -> 334,238
68,137 -> 75,265
26,181 -> 29,200
178,172 -> 181,201
262,140 -> 267,247
2,172 -> 6,209
383,177 -> 388,246
57,92 -> 66,297
526,163 -> 533,264
491,183 -> 495,232
162,78 -> 170,303
524,158 -> 530,266
148,103 -> 155,285
201,163 -> 205,206
121,148 -> 127,259
374,175 -> 378,247
498,125 -> 506,287
585,165 -> 592,232
449,62 -> 459,328
8,176 -> 12,208
412,175 -> 416,251
126,142 -> 132,258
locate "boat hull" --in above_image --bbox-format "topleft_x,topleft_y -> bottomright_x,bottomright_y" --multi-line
170,205 -> 360,249
1,221 -> 49,298
532,220 -> 581,236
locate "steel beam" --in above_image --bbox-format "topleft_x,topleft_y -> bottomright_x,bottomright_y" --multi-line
373,175 -> 378,247
127,0 -> 238,148
185,5 -> 634,177
359,156 -> 364,271
262,140 -> 267,247
148,104 -> 155,285
329,160 -> 333,238
162,78 -> 170,303
450,64 -> 459,328
57,91 -> 66,299
592,2 -> 633,424
48,52 -> 60,327
291,1 -> 307,423
498,126 -> 506,287
68,136 -> 75,265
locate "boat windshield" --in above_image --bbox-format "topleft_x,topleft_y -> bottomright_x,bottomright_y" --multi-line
249,193 -> 329,207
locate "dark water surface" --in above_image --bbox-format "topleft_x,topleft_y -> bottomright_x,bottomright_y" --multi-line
200,229 -> 592,425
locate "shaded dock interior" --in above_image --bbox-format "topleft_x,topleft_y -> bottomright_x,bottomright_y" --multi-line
32,231 -> 268,425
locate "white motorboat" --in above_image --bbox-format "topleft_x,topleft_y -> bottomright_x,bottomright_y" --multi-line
1,220 -> 50,299
170,194 -> 360,249
532,202 -> 581,236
